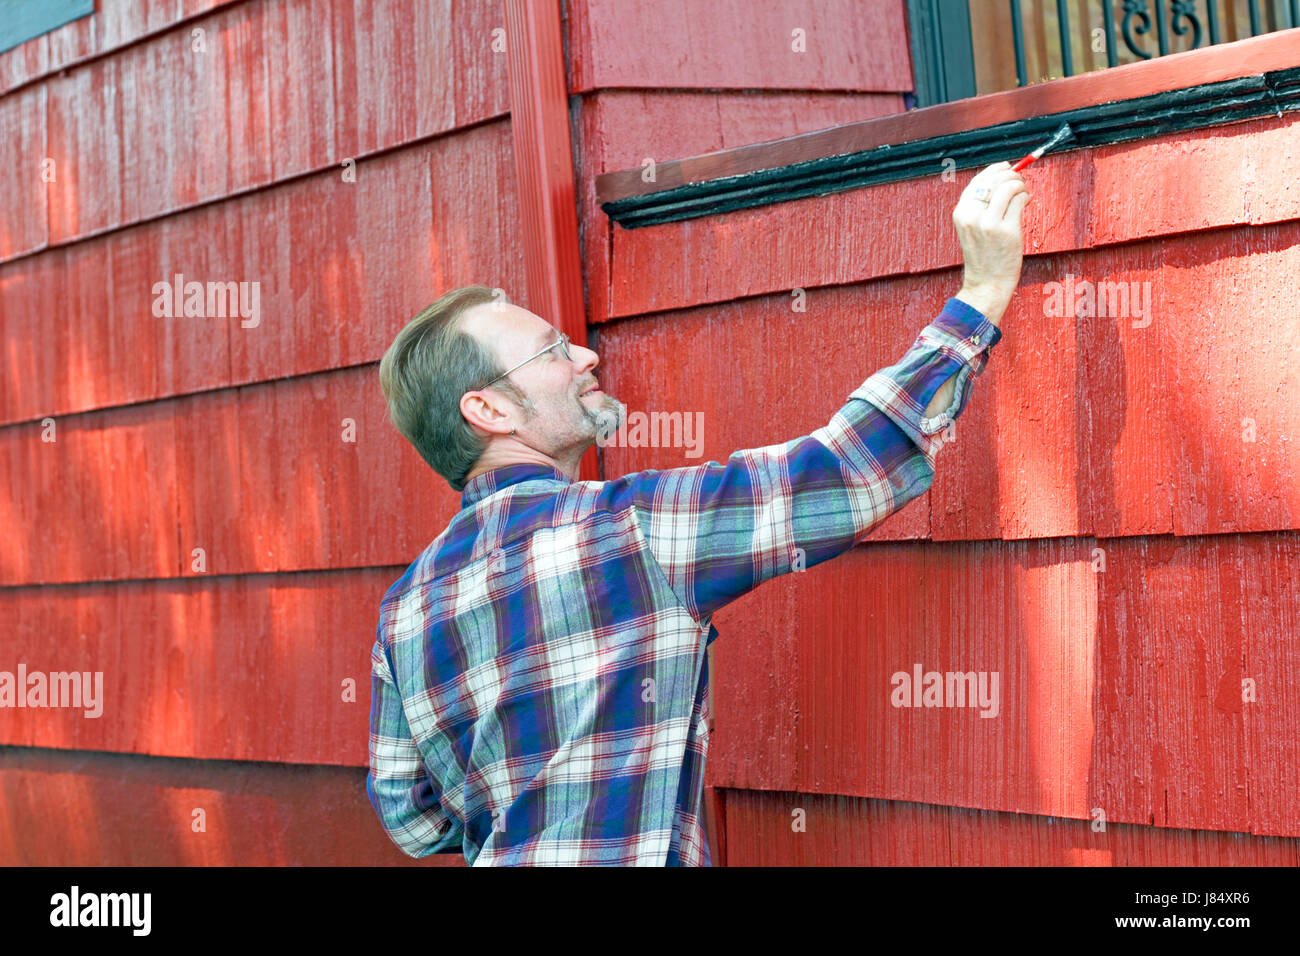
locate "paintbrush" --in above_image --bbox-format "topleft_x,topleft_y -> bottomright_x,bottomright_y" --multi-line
1011,122 -> 1076,171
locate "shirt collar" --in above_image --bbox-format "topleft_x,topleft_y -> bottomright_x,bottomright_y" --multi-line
460,462 -> 575,509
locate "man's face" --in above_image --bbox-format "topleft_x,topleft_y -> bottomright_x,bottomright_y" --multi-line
461,301 -> 626,456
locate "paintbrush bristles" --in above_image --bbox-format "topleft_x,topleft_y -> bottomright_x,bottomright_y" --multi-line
1043,122 -> 1076,150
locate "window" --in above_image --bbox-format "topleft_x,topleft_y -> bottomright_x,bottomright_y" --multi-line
908,0 -> 1300,107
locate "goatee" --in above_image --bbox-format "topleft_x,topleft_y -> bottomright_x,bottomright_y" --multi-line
590,395 -> 626,445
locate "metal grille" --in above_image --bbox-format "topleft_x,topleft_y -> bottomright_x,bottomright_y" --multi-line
1006,0 -> 1300,88
910,1 -> 1300,108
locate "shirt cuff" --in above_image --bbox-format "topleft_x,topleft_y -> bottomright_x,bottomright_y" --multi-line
850,297 -> 1002,465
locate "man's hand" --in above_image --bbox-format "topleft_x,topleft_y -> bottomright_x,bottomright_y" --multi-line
951,161 -> 1030,327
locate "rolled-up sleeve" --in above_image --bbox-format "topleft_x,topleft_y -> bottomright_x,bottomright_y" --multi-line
605,297 -> 1002,625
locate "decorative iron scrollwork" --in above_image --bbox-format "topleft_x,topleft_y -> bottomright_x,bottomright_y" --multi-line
1169,0 -> 1204,48
1121,0 -> 1156,59
1121,0 -> 1206,59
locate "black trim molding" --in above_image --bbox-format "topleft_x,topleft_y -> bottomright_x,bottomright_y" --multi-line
601,66 -> 1300,229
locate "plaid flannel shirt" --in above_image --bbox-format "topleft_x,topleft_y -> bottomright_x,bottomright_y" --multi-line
367,296 -> 1002,865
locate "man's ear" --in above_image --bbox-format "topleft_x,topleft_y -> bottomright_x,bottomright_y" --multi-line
460,390 -> 513,437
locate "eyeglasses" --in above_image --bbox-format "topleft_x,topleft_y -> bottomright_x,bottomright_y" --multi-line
477,332 -> 572,391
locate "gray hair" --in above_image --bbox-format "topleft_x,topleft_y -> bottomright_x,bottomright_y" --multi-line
378,285 -> 533,491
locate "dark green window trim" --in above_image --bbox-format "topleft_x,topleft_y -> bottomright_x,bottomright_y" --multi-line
906,0 -> 978,109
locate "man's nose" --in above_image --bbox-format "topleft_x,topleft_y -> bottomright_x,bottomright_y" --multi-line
574,343 -> 598,371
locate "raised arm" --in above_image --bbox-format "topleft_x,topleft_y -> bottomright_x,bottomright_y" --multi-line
602,162 -> 1029,626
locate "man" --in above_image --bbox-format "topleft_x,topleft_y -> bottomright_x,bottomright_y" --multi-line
367,162 -> 1029,865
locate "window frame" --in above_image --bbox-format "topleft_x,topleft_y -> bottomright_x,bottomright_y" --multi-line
906,0 -> 1300,109
906,0 -> 978,109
